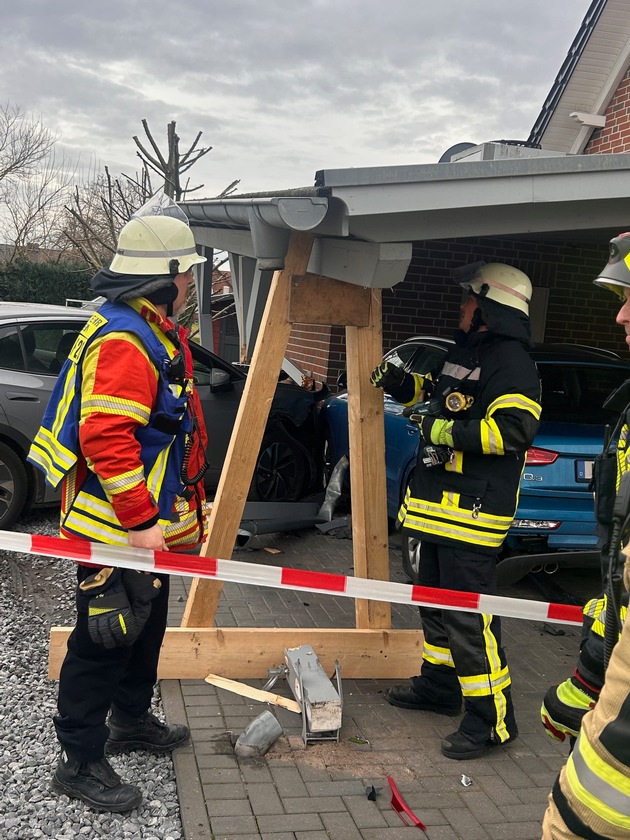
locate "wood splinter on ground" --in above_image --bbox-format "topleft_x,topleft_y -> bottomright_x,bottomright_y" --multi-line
205,673 -> 301,714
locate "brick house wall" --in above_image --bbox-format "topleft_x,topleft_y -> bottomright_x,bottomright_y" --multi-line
584,68 -> 630,154
293,236 -> 618,389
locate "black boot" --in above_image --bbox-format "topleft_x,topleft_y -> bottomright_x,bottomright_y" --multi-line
51,752 -> 142,813
385,683 -> 461,715
107,707 -> 190,754
441,728 -> 517,760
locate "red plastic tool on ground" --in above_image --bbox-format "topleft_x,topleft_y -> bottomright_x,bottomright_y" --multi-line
387,775 -> 427,830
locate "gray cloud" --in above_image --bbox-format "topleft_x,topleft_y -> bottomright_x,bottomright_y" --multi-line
0,0 -> 591,194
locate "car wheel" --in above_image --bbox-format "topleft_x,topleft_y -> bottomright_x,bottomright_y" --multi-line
401,532 -> 421,583
250,431 -> 308,502
0,442 -> 28,529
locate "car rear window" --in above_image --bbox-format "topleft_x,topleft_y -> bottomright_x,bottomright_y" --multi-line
539,363 -> 630,425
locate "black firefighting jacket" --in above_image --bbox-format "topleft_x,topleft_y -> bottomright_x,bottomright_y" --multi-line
389,329 -> 541,554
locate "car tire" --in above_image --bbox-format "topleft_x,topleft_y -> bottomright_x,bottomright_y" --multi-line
250,431 -> 308,502
0,442 -> 28,529
401,532 -> 422,583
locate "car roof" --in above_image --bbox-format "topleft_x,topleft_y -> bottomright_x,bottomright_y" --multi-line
399,335 -> 630,369
0,300 -> 90,319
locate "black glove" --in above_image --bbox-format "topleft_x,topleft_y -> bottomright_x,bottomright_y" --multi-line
121,569 -> 162,640
370,361 -> 405,391
80,568 -> 161,649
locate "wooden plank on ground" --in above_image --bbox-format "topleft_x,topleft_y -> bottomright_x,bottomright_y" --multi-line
345,290 -> 391,630
289,273 -> 371,326
205,673 -> 301,713
181,231 -> 315,629
49,627 -> 423,680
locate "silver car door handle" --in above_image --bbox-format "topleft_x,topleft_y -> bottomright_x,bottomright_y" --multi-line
5,391 -> 40,401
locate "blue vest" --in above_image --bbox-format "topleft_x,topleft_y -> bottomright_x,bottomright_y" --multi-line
28,302 -> 192,544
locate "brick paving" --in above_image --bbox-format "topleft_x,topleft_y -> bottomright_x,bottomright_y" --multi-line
163,527 -> 597,840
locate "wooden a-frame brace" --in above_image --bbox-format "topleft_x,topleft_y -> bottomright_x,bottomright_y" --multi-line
49,231 -> 422,680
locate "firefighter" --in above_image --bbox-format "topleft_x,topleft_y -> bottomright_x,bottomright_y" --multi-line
28,198 -> 208,813
372,263 -> 541,759
542,233 -> 630,838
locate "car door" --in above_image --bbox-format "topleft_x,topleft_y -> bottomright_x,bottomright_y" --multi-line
188,341 -> 246,489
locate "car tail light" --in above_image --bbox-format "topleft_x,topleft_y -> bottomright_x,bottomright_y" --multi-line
525,446 -> 558,466
512,519 -> 561,530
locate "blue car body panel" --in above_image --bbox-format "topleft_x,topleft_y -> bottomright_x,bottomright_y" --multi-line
321,340 -> 630,555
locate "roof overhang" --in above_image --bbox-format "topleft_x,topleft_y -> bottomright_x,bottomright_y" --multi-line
183,152 -> 630,259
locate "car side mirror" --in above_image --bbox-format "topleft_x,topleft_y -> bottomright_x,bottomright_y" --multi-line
210,369 -> 233,393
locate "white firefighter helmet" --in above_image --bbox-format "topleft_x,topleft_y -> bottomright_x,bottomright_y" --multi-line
461,263 -> 531,316
109,214 -> 206,277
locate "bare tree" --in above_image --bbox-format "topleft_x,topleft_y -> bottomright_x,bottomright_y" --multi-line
63,165 -> 153,271
0,102 -> 56,186
133,119 -> 213,200
2,150 -> 77,261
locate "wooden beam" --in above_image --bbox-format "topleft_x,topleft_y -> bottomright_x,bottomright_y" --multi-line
345,290 -> 392,630
49,627 -> 422,680
181,232 -> 315,628
289,273 -> 371,326
205,673 -> 301,713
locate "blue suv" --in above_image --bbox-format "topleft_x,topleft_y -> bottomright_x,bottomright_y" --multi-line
320,338 -> 630,582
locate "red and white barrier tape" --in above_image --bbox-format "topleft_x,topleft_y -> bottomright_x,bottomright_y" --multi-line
0,529 -> 583,626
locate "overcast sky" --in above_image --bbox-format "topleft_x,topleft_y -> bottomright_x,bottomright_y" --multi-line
1,0 -> 591,197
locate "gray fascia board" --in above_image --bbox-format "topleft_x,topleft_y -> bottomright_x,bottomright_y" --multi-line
315,152 -> 630,188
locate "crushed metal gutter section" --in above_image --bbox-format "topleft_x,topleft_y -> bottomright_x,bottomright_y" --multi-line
183,196 -> 328,270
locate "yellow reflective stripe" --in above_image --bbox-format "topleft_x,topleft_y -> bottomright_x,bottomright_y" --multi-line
28,441 -> 65,485
567,733 -> 630,829
82,395 -> 151,424
52,366 -> 77,439
584,597 -> 607,620
146,440 -> 171,501
403,518 -> 506,548
487,393 -> 542,420
459,665 -> 511,696
400,373 -> 427,406
494,690 -> 509,741
101,466 -> 145,496
442,491 -> 459,507
64,509 -> 128,544
422,642 -> 455,668
405,498 -> 512,529
73,492 -> 122,524
482,613 -> 501,676
32,426 -> 76,470
446,450 -> 464,473
480,417 -> 504,455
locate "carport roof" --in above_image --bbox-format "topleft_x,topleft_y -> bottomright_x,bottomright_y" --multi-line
182,152 -> 630,264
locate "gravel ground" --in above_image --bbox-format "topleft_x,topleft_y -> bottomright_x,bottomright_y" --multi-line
0,509 -> 184,840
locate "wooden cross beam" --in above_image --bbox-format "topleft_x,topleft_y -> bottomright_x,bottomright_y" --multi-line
48,230 -> 419,679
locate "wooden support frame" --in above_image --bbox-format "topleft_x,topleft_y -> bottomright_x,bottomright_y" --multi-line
48,230 -> 421,679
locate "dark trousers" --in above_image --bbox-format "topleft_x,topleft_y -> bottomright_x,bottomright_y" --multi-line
54,566 -> 170,763
410,540 -> 516,744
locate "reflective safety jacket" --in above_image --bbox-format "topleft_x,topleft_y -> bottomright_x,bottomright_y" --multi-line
547,567 -> 630,839
28,300 -> 207,549
391,331 -> 541,553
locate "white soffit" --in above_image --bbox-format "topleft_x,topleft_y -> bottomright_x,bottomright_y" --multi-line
533,0 -> 630,153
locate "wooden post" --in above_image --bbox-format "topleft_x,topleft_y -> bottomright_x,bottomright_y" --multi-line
345,290 -> 392,629
181,231 -> 315,627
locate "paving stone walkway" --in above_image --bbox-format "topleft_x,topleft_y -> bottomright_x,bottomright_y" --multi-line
162,528 -> 595,840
